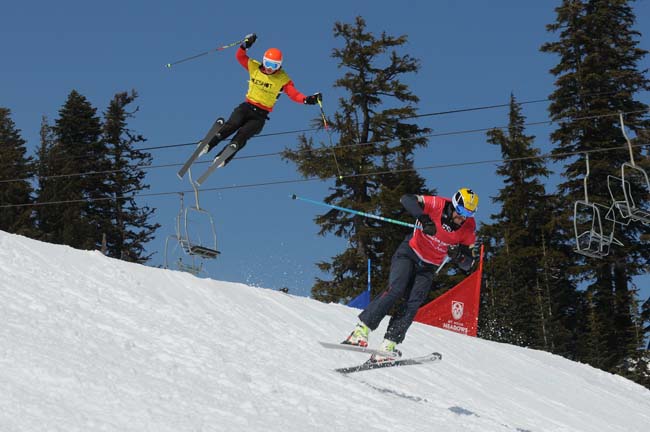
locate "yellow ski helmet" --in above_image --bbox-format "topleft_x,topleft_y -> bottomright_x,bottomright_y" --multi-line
452,188 -> 478,217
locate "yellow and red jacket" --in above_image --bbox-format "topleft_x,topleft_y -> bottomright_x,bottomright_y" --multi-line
236,47 -> 306,112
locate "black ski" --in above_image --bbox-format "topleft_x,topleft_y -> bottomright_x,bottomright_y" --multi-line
177,117 -> 224,180
335,352 -> 442,374
195,142 -> 238,185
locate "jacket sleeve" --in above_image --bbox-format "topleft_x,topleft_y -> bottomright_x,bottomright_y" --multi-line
400,194 -> 425,218
283,81 -> 307,104
236,47 -> 249,70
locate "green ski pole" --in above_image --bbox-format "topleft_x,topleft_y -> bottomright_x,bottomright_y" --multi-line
292,194 -> 455,273
291,194 -> 418,229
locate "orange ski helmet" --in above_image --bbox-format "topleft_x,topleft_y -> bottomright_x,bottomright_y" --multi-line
263,48 -> 283,72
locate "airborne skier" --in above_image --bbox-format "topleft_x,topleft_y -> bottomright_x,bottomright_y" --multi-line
186,33 -> 321,183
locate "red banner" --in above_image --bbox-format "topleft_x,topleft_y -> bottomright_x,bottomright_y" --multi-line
413,247 -> 483,336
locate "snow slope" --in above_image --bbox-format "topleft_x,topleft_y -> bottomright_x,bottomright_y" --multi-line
1,231 -> 649,432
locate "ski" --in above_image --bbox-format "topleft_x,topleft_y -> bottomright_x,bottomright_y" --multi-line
319,341 -> 398,358
177,117 -> 225,180
195,142 -> 238,185
334,352 -> 442,374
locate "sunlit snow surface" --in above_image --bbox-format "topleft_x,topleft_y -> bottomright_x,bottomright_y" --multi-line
1,231 -> 649,432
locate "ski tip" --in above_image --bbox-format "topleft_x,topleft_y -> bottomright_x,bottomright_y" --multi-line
176,173 -> 184,180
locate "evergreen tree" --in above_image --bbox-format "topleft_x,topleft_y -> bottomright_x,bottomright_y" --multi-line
478,95 -> 578,354
35,90 -> 109,250
0,108 -> 34,235
283,16 -> 431,303
102,90 -> 159,262
34,116 -> 56,242
541,0 -> 650,378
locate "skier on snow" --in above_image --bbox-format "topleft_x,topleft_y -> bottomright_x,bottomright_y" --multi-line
199,33 -> 322,167
343,188 -> 481,362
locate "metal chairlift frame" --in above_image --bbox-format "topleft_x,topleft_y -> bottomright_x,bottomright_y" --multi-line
606,173 -> 633,227
163,192 -> 204,274
574,154 -> 623,258
183,169 -> 220,259
608,113 -> 650,224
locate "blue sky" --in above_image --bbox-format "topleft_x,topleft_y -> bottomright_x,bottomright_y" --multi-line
2,1 -> 649,301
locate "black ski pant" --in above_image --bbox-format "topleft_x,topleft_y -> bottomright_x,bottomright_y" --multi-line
358,237 -> 438,344
208,102 -> 268,164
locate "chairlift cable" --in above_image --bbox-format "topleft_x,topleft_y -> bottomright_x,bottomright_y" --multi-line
4,108 -> 648,187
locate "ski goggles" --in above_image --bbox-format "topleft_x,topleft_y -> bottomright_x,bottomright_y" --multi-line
454,203 -> 474,217
453,203 -> 475,218
263,59 -> 281,71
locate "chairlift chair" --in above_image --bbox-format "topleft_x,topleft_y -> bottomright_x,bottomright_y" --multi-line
617,162 -> 650,224
574,154 -> 623,258
163,168 -> 221,275
612,113 -> 650,224
606,174 -> 633,226
163,192 -> 205,275
574,201 -> 622,258
183,169 -> 221,258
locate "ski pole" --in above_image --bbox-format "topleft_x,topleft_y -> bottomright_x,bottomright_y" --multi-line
290,194 -> 418,229
165,38 -> 247,69
316,95 -> 329,131
293,194 -> 455,273
435,256 -> 451,274
315,97 -> 343,179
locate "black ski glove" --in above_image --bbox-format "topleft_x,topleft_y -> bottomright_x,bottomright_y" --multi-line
304,92 -> 322,105
417,214 -> 437,236
242,33 -> 256,49
447,244 -> 462,262
448,244 -> 473,272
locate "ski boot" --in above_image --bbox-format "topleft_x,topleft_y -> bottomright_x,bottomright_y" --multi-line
199,132 -> 223,157
215,142 -> 239,168
369,338 -> 402,363
342,322 -> 370,347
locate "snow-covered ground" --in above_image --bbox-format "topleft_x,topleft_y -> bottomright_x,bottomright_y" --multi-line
1,231 -> 649,432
